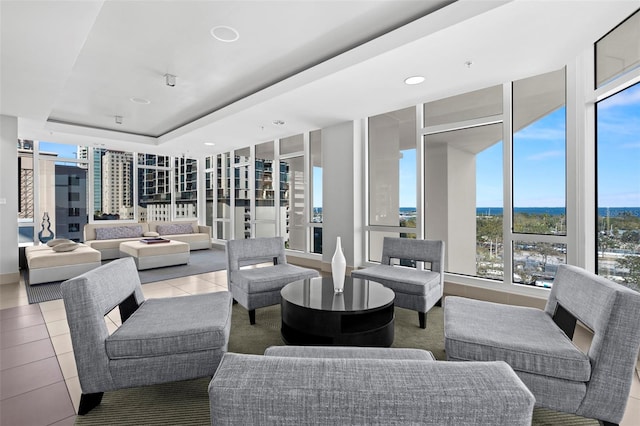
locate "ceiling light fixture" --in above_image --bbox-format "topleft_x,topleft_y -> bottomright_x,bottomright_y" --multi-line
465,60 -> 473,68
130,97 -> 151,105
404,75 -> 425,85
115,115 -> 123,125
204,142 -> 215,146
210,26 -> 239,42
164,73 -> 176,87
272,120 -> 285,125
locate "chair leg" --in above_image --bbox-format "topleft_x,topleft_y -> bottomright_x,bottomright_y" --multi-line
78,392 -> 104,415
418,312 -> 426,329
249,309 -> 256,325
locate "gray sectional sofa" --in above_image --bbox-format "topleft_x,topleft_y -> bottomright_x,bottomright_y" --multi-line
83,220 -> 211,260
208,346 -> 535,425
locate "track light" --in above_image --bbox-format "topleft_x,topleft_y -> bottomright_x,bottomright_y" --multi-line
164,73 -> 176,87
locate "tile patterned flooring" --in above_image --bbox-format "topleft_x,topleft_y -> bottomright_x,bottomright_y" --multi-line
1,269 -> 639,425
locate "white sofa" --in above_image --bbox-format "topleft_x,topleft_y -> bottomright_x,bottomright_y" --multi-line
84,220 -> 211,260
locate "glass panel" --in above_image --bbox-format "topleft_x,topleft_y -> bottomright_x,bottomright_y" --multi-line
281,156 -> 305,251
311,226 -> 323,254
235,164 -> 251,239
369,106 -> 416,227
19,226 -> 34,244
513,241 -> 566,287
216,221 -> 232,240
234,147 -> 250,163
595,10 -> 640,88
255,142 -> 276,226
95,150 -> 134,220
255,222 -> 276,238
310,130 -> 323,224
512,68 -> 566,235
38,161 -> 89,242
138,168 -> 171,222
206,170 -> 214,230
280,134 -> 304,155
424,85 -> 502,127
425,123 -> 503,277
137,153 -> 169,167
18,140 -> 34,223
596,82 -> 640,290
369,231 -> 417,263
217,153 -> 231,220
175,157 -> 197,219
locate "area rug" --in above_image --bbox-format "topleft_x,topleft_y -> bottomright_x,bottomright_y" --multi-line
24,248 -> 227,304
74,304 -> 599,425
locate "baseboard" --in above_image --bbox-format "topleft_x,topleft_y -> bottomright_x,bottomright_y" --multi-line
0,272 -> 20,285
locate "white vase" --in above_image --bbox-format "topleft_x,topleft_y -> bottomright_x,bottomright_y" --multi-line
331,236 -> 346,293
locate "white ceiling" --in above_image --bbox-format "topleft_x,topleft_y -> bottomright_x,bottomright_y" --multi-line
1,0 -> 638,157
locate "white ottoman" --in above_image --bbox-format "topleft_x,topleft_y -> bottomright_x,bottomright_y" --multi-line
119,240 -> 190,270
26,244 -> 102,285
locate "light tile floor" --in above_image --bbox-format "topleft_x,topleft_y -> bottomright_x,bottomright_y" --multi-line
1,270 -> 639,425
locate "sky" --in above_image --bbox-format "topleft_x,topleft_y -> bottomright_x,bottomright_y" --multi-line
40,83 -> 639,210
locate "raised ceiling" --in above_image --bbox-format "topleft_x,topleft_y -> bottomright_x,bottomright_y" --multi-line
1,0 -> 637,157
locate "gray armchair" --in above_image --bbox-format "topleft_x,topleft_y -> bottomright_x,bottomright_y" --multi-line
226,237 -> 319,324
351,237 -> 444,329
61,257 -> 232,415
444,264 -> 640,426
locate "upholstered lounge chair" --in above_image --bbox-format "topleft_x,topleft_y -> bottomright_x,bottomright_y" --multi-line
226,237 -> 319,324
444,264 -> 640,426
61,257 -> 232,415
351,237 -> 444,328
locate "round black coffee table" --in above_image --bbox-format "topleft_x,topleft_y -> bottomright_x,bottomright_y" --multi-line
280,276 -> 395,347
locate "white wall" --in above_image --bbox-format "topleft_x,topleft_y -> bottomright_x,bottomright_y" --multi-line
0,115 -> 19,284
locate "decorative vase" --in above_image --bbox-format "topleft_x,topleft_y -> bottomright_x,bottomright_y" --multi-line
331,236 -> 346,293
38,212 -> 55,244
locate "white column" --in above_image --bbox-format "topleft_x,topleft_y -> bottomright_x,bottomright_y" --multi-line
0,115 -> 20,284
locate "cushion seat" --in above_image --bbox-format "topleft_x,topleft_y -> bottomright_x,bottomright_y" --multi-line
352,265 -> 441,295
230,264 -> 318,294
445,296 -> 591,382
106,292 -> 231,359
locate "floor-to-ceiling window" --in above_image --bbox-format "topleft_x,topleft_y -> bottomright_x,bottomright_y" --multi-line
367,106 -> 417,262
511,69 -> 567,287
595,9 -> 640,290
423,85 -> 503,279
280,134 -> 305,250
310,129 -> 323,254
174,157 -> 198,219
234,147 -> 251,239
137,154 -> 171,222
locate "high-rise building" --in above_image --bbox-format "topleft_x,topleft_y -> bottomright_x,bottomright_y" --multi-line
102,150 -> 133,219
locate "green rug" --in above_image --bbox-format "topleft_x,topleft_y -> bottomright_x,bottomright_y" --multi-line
75,304 -> 599,425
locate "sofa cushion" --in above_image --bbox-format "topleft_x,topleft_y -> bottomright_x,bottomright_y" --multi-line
352,264 -> 441,295
445,296 -> 591,382
106,291 -> 232,359
156,223 -> 194,235
231,264 -> 319,294
144,231 -> 160,237
95,225 -> 144,240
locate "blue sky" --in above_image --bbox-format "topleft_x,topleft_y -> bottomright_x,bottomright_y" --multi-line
41,82 -> 639,210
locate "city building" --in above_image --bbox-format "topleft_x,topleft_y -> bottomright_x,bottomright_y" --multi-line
0,1 -> 639,425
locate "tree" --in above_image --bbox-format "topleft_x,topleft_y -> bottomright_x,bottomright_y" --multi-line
616,255 -> 640,292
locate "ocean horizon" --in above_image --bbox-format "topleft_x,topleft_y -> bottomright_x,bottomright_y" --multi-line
313,207 -> 640,217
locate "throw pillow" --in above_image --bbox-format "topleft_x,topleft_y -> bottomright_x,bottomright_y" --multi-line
46,238 -> 73,247
95,225 -> 144,240
156,223 -> 194,235
144,231 -> 160,237
52,242 -> 79,252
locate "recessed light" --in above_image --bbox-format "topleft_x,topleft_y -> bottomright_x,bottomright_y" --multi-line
130,97 -> 151,105
210,26 -> 239,42
272,120 -> 285,125
204,142 -> 215,146
404,76 -> 425,85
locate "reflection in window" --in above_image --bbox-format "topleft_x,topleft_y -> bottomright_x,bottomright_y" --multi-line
310,129 -> 323,253
255,142 -> 276,238
596,83 -> 640,291
512,69 -> 567,236
281,156 -> 305,250
175,157 -> 197,219
595,9 -> 640,88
